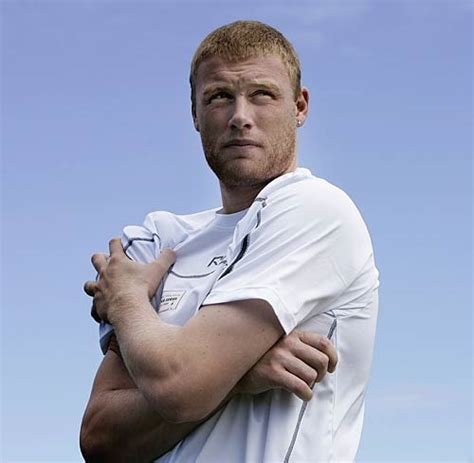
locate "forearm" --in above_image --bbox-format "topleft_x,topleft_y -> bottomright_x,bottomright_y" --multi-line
82,386 -> 216,463
110,295 -> 250,422
81,330 -> 237,463
81,382 -> 236,462
109,295 -> 197,421
92,244 -> 284,422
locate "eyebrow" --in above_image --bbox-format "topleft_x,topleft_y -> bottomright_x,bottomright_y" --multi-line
202,80 -> 282,97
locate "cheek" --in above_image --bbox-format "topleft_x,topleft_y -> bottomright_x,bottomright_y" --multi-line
264,113 -> 294,139
201,107 -> 229,128
262,104 -> 294,125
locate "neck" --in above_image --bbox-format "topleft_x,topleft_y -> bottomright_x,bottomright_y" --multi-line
218,164 -> 298,214
219,183 -> 264,214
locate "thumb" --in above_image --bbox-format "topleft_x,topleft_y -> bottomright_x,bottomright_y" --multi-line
146,249 -> 176,297
159,248 -> 177,266
150,248 -> 176,277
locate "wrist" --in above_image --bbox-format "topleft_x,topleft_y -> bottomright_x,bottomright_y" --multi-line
107,291 -> 151,326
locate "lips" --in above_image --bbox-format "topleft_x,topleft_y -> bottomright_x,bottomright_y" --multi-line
223,139 -> 262,148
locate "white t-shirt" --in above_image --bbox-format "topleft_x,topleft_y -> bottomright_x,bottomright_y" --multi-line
99,168 -> 379,462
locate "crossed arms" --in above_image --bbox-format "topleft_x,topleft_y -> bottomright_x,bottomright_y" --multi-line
80,239 -> 337,462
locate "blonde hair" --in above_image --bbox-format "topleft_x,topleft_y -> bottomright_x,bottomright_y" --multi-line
190,20 -> 302,108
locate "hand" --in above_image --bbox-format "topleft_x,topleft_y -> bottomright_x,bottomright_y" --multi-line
234,330 -> 337,401
83,238 -> 176,324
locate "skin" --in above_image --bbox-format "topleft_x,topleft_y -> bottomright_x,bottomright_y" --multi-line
192,55 -> 309,213
80,54 -> 335,462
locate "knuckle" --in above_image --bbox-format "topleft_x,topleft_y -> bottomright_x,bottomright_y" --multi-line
292,380 -> 302,394
285,335 -> 299,350
318,336 -> 329,349
318,357 -> 329,374
270,369 -> 285,387
269,359 -> 281,375
314,357 -> 328,382
295,381 -> 309,398
273,346 -> 286,361
308,369 -> 318,384
312,351 -> 326,367
321,354 -> 329,369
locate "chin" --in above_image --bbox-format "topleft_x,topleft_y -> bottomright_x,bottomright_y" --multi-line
217,165 -> 279,188
205,149 -> 294,188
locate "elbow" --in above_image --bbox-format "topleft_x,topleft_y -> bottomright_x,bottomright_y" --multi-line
79,420 -> 102,462
79,407 -> 114,462
80,435 -> 103,463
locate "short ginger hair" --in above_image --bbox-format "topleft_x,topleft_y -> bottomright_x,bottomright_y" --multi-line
190,20 -> 302,108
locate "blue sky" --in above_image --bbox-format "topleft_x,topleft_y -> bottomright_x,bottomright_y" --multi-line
1,0 -> 472,461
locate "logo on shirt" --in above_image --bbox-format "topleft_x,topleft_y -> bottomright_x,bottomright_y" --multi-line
207,255 -> 227,267
158,290 -> 186,313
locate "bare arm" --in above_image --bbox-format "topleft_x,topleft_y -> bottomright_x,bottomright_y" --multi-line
111,298 -> 283,422
80,331 -> 337,462
80,335 -> 214,462
81,239 -> 338,460
89,240 -> 286,422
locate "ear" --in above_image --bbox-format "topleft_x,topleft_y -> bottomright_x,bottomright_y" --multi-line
295,87 -> 309,127
191,104 -> 200,132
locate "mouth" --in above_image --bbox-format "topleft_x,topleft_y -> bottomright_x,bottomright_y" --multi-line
223,139 -> 262,148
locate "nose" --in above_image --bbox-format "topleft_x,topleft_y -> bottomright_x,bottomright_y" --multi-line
228,96 -> 253,130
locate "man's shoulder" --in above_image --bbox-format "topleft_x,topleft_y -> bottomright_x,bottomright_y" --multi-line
262,169 -> 359,223
121,207 -> 218,259
144,207 -> 218,234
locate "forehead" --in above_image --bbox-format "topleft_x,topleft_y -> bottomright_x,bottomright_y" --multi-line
195,55 -> 292,91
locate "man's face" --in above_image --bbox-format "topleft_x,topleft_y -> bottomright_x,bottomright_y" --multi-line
193,55 -> 308,188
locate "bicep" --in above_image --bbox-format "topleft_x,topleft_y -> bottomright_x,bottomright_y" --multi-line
180,298 -> 284,398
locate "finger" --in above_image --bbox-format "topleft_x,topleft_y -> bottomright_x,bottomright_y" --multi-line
275,370 -> 313,401
109,237 -> 124,256
90,301 -> 101,324
284,356 -> 318,387
83,280 -> 97,297
292,344 -> 330,382
150,249 -> 176,277
91,253 -> 108,274
160,248 -> 177,266
298,331 -> 338,373
145,249 -> 176,296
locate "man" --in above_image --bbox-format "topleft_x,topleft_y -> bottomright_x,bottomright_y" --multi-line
80,20 -> 379,462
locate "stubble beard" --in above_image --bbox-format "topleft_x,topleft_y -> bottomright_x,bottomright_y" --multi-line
201,123 -> 297,189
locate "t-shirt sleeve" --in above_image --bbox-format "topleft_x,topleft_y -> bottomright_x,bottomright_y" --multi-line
202,180 -> 375,333
99,223 -> 160,354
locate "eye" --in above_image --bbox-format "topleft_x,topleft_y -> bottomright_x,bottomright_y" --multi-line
209,91 -> 232,103
252,89 -> 273,97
